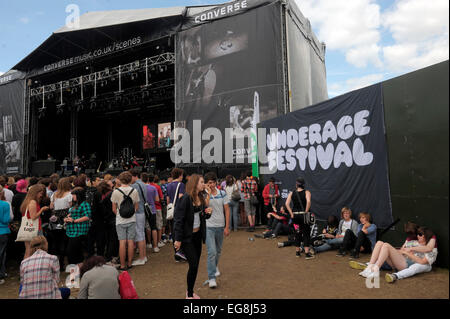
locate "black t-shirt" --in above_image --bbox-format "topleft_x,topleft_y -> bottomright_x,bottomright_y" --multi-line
291,190 -> 307,212
12,192 -> 27,221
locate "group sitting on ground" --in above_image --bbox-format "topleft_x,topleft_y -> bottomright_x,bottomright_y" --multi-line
251,177 -> 439,283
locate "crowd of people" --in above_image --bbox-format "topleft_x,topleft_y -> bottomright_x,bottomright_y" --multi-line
0,170 -> 440,299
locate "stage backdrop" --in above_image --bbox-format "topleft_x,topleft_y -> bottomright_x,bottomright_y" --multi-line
0,74 -> 25,174
175,2 -> 284,166
259,84 -> 393,228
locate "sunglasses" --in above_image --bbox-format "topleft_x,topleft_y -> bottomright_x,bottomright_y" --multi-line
417,233 -> 424,237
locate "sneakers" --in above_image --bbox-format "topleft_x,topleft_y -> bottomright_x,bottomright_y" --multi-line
215,267 -> 221,277
296,250 -> 302,257
254,234 -> 264,238
153,247 -> 160,253
305,252 -> 315,260
208,278 -> 217,288
175,251 -> 187,261
336,249 -> 346,257
158,241 -> 165,248
277,242 -> 284,248
349,260 -> 368,271
0,279 -> 5,285
385,273 -> 398,283
131,258 -> 147,266
146,244 -> 153,249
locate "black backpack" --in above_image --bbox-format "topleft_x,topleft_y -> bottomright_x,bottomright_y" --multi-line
117,188 -> 136,219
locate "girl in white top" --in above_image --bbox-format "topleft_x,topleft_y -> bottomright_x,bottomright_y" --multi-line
50,178 -> 73,211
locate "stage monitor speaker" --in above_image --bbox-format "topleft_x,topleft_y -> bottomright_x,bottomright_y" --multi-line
105,168 -> 123,176
64,170 -> 73,176
31,160 -> 57,177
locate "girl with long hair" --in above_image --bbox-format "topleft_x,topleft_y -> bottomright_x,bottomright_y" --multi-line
20,184 -> 49,259
48,177 -> 73,268
173,174 -> 212,299
224,175 -> 240,232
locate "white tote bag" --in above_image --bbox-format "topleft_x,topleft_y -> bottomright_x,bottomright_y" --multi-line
15,209 -> 39,242
166,182 -> 181,221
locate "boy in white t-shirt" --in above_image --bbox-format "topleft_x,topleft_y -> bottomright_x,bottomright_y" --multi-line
111,171 -> 139,271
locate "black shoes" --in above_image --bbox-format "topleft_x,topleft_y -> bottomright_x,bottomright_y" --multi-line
349,250 -> 359,259
336,249 -> 346,257
305,252 -> 315,260
296,250 -> 302,257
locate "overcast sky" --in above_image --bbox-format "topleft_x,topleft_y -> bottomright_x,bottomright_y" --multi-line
0,0 -> 448,97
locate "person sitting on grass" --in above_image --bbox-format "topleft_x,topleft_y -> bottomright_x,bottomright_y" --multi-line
78,255 -> 120,299
349,221 -> 420,272
359,226 -> 437,280
314,207 -> 358,254
19,236 -> 70,299
336,212 -> 376,259
310,215 -> 339,253
255,204 -> 290,239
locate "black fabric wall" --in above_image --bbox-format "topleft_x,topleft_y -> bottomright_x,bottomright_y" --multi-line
381,60 -> 449,268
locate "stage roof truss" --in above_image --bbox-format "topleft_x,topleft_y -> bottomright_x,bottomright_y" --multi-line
30,52 -> 175,97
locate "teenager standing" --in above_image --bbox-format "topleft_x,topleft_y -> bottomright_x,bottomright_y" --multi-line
173,174 -> 212,299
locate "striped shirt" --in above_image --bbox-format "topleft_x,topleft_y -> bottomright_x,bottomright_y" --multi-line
66,201 -> 91,238
240,177 -> 258,200
19,250 -> 61,299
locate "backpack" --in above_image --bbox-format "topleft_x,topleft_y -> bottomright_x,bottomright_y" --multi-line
117,188 -> 136,219
119,271 -> 139,299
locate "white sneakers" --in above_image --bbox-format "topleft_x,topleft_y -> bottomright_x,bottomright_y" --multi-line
209,278 -> 217,288
153,247 -> 160,253
359,264 -> 379,278
158,241 -> 165,248
215,267 -> 221,277
132,257 -> 148,266
146,244 -> 152,249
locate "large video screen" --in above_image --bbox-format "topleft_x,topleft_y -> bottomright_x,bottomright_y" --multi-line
158,122 -> 172,148
142,124 -> 156,150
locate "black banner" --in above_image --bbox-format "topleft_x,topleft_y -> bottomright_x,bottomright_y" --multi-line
259,84 -> 393,228
175,2 -> 283,166
0,77 -> 25,174
183,0 -> 276,29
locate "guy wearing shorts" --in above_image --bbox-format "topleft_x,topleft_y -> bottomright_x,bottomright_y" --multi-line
144,176 -> 159,253
111,171 -> 139,270
130,169 -> 150,266
149,174 -> 164,248
241,171 -> 258,232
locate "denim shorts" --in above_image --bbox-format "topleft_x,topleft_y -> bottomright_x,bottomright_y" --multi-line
405,257 -> 415,268
135,213 -> 146,242
116,222 -> 136,241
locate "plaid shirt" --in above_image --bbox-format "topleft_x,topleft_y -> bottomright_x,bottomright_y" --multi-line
66,201 -> 91,238
19,250 -> 61,299
240,177 -> 258,200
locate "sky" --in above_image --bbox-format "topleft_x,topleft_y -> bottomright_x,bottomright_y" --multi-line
0,0 -> 448,97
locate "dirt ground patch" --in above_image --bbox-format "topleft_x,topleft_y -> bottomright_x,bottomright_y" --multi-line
1,229 -> 448,299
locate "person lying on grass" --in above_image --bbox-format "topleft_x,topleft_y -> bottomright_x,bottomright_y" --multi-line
359,226 -> 437,279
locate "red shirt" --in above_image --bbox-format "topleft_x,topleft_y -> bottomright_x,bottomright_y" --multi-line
150,183 -> 163,210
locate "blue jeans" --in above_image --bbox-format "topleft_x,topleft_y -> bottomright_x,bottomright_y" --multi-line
206,227 -> 224,280
228,200 -> 240,231
314,237 -> 344,253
